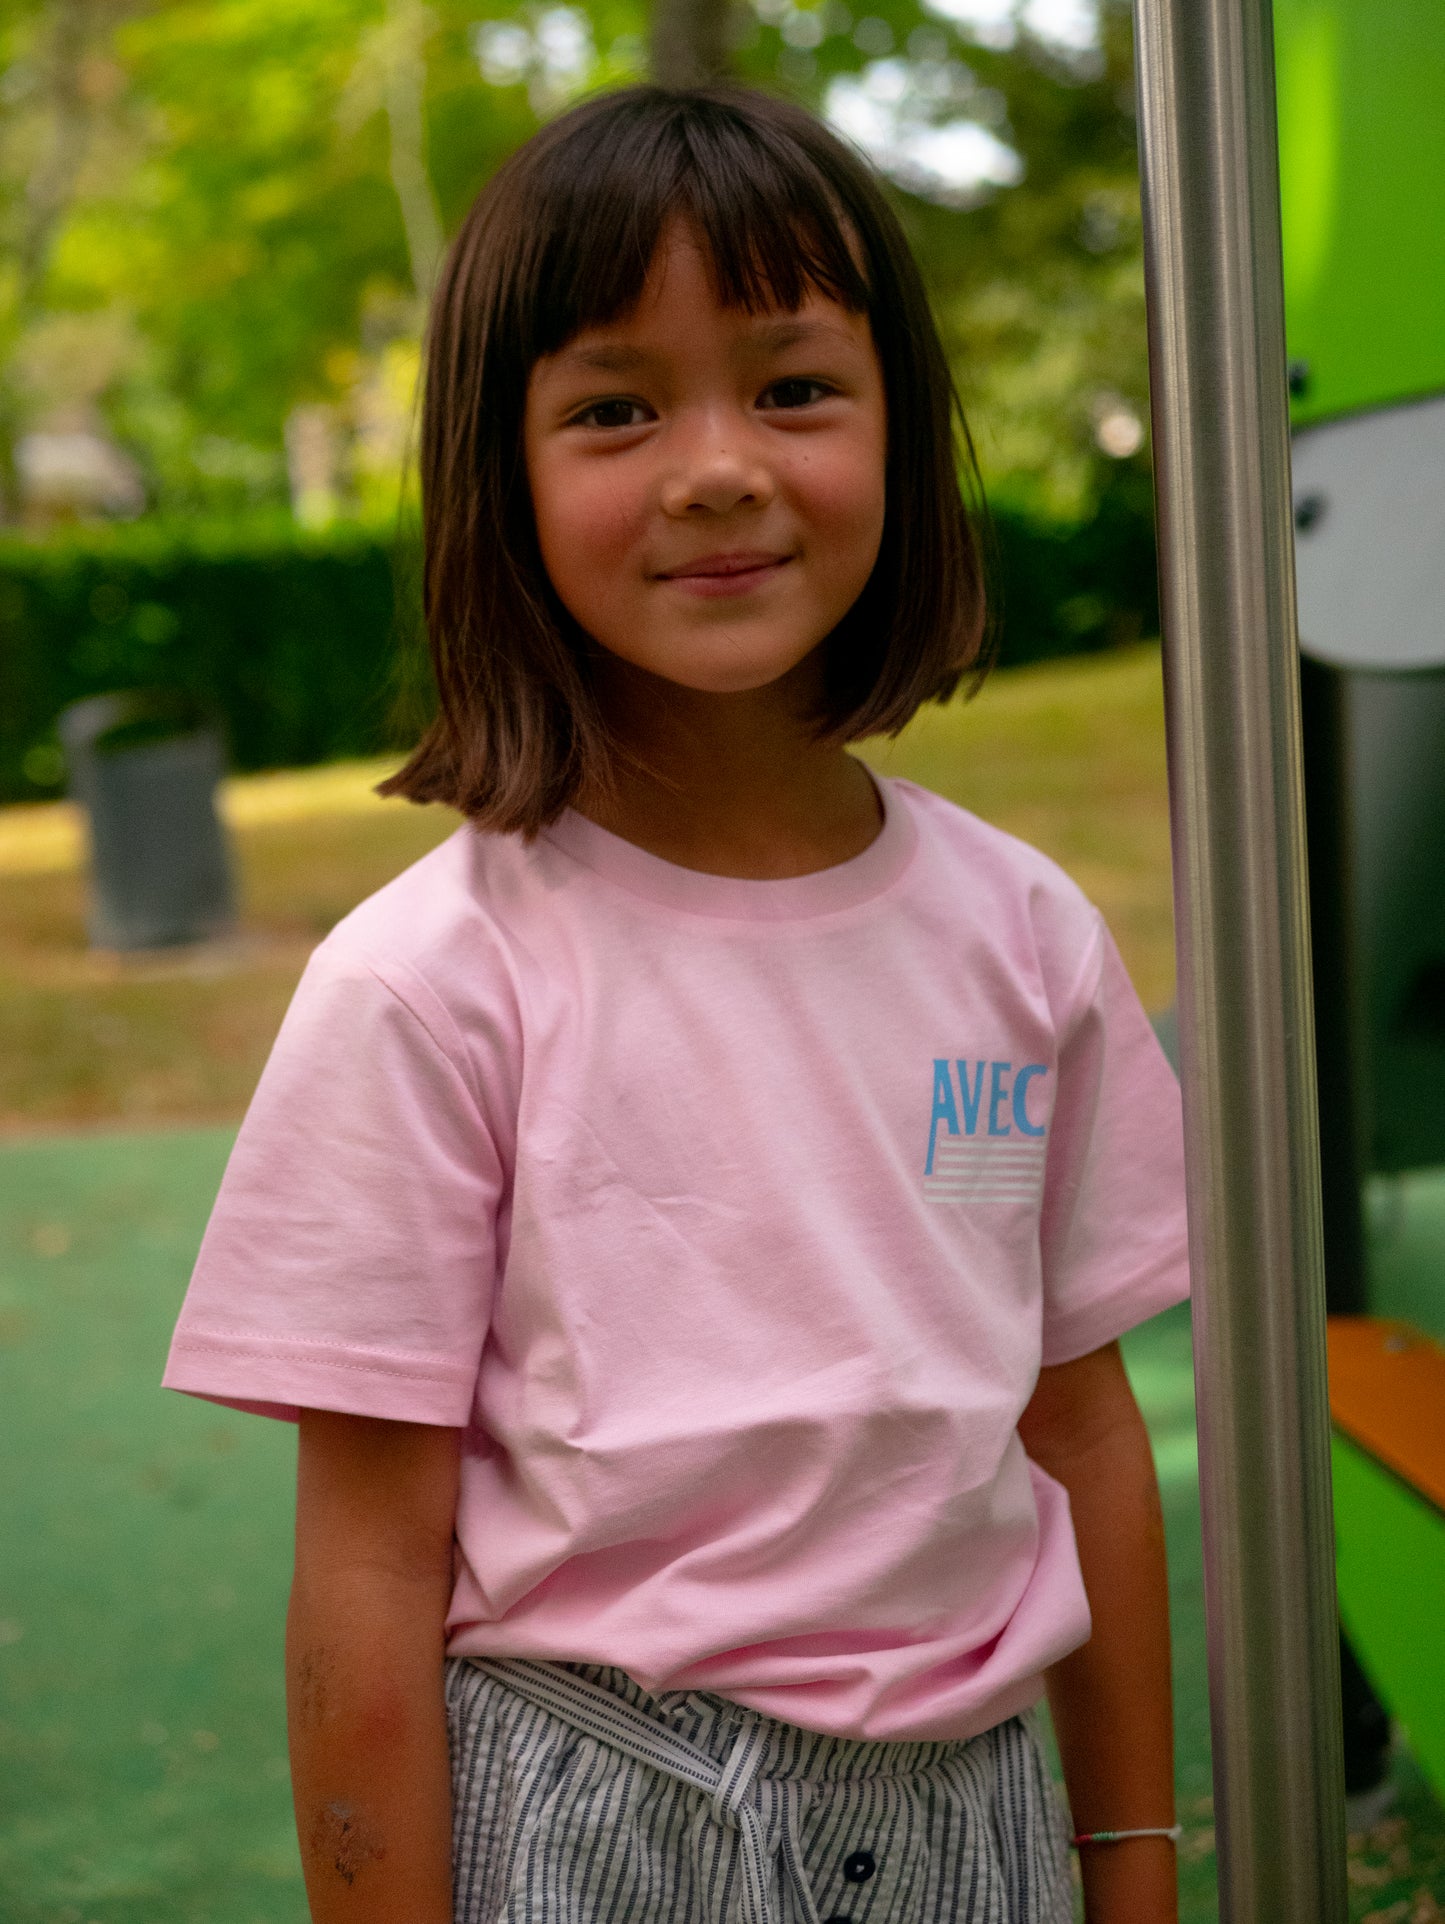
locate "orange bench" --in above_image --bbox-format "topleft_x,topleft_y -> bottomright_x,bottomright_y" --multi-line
1328,1316 -> 1445,1514
1326,1315 -> 1445,1798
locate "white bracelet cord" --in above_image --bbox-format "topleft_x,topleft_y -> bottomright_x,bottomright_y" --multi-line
1070,1824 -> 1184,1847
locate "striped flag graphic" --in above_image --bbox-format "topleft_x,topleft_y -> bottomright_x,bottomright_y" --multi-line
923,1138 -> 1048,1204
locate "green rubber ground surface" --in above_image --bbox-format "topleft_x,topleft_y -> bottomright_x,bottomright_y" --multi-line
2,1128 -> 1443,1922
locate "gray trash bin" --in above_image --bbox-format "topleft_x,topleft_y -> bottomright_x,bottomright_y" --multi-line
59,691 -> 236,952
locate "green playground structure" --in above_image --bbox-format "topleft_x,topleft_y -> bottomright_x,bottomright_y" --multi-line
1277,0 -> 1445,432
1275,0 -> 1445,1811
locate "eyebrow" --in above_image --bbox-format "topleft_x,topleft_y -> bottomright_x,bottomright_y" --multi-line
748,317 -> 853,351
564,345 -> 650,373
557,316 -> 858,376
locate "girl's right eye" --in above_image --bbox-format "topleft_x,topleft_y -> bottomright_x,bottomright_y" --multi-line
572,398 -> 652,430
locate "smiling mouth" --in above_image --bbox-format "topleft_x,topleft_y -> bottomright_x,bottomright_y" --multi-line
657,552 -> 792,587
658,550 -> 792,577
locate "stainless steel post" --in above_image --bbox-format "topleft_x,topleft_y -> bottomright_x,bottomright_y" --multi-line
1130,0 -> 1349,1918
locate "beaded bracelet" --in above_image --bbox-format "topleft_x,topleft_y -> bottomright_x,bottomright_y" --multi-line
1071,1825 -> 1183,1848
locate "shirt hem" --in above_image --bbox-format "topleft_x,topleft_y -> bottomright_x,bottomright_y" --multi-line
1040,1258 -> 1190,1367
162,1334 -> 475,1426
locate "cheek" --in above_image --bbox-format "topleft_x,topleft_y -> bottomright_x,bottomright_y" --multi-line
795,442 -> 887,571
531,455 -> 647,607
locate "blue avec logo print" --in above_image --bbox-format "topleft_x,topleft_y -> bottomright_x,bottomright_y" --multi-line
926,1059 -> 1049,1175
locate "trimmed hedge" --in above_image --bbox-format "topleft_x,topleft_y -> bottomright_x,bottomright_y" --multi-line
988,475 -> 1160,672
0,486 -> 1157,805
0,516 -> 427,804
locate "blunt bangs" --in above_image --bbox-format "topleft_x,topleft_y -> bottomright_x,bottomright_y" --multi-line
383,86 -> 991,835
518,95 -> 874,358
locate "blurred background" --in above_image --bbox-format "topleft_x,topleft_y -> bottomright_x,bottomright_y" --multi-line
0,0 -> 1168,1135
1,0 -> 1442,1919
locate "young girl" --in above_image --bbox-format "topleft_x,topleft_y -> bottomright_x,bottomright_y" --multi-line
165,85 -> 1189,1924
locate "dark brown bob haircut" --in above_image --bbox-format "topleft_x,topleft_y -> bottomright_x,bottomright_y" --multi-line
382,84 -> 990,834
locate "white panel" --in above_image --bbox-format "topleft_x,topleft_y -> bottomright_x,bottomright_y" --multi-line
1292,393 -> 1445,671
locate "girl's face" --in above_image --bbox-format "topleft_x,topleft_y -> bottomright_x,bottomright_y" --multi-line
523,222 -> 887,702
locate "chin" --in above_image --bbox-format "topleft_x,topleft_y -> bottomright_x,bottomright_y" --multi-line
672,663 -> 814,698
643,637 -> 827,698
587,619 -> 830,699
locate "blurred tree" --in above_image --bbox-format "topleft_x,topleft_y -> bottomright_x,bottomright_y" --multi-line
0,0 -> 137,513
651,0 -> 736,84
0,0 -> 1150,523
343,0 -> 446,300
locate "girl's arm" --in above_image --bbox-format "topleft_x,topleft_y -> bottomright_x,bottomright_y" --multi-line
1018,1339 -> 1179,1924
287,1409 -> 461,1924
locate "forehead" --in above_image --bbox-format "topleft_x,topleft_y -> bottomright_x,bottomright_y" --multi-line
548,222 -> 872,365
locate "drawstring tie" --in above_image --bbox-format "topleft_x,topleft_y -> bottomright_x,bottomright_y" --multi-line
469,1659 -> 824,1924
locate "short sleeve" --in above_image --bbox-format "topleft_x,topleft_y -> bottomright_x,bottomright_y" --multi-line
1038,916 -> 1190,1366
162,944 -> 505,1424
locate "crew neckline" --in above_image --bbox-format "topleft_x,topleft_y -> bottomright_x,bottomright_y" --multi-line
540,775 -> 918,920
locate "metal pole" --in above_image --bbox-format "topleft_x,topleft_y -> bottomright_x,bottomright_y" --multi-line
1130,1 -> 1349,1919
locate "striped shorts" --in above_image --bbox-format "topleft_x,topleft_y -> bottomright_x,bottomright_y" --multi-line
445,1657 -> 1074,1924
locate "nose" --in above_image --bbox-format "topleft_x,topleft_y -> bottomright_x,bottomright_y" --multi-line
659,411 -> 776,518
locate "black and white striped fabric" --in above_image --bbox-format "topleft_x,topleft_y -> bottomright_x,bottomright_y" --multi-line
446,1657 -> 1074,1923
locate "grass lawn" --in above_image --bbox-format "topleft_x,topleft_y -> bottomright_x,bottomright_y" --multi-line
0,644 -> 1177,1136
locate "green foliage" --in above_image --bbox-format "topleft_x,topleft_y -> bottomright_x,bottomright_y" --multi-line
0,0 -> 1158,798
0,0 -> 1151,521
0,485 -> 1156,804
0,515 -> 426,802
985,465 -> 1157,668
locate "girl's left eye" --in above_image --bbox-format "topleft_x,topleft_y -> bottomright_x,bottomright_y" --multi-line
574,398 -> 651,429
759,377 -> 833,411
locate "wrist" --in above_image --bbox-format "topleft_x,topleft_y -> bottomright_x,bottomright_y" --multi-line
1075,1831 -> 1179,1924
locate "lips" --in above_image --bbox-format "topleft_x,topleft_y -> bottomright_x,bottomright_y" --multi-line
657,550 -> 791,581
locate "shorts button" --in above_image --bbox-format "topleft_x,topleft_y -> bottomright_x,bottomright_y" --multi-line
842,1849 -> 877,1881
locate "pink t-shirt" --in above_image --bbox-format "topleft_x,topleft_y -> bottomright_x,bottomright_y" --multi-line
164,777 -> 1189,1742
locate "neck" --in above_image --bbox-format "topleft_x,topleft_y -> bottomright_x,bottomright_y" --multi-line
575,653 -> 883,879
